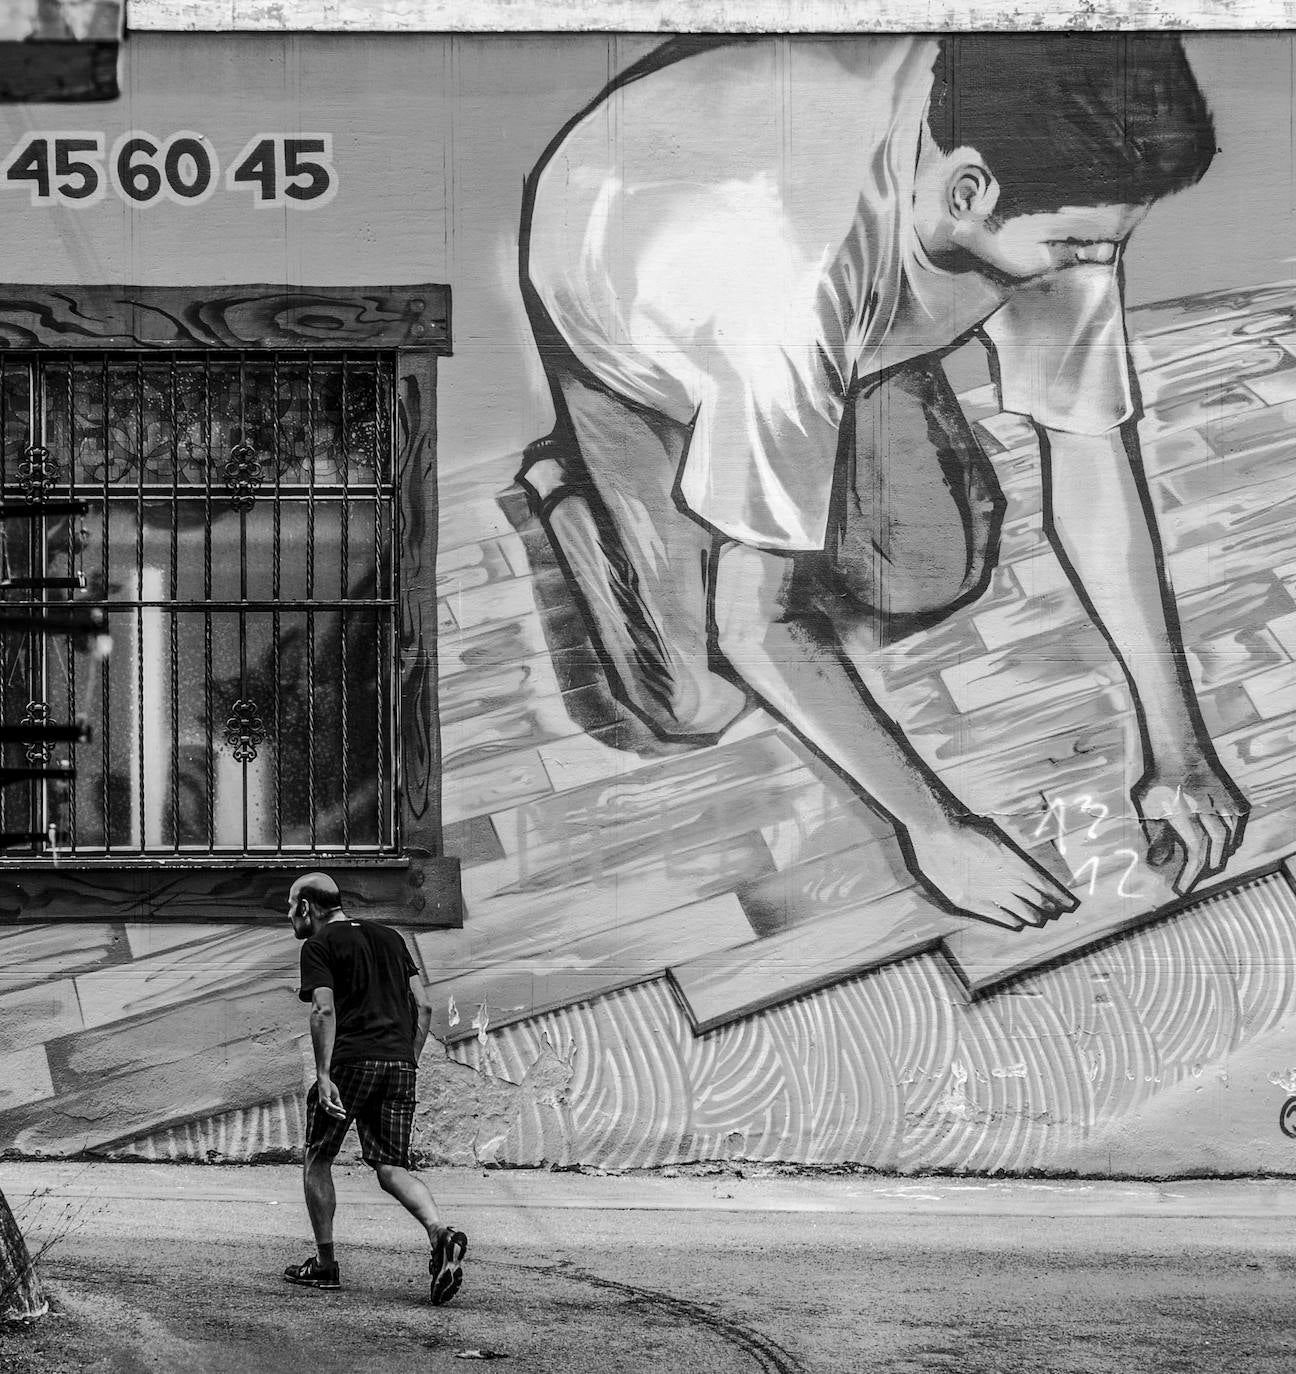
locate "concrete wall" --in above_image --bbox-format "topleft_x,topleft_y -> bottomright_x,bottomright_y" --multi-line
6,32 -> 1296,1174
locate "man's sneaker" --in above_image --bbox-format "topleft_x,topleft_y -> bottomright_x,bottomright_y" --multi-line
283,1256 -> 341,1290
429,1226 -> 468,1306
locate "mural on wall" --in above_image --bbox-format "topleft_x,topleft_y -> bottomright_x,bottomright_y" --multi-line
428,32 -> 1296,1171
9,30 -> 1296,1174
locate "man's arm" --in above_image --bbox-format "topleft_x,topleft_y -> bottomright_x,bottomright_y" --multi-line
712,540 -> 1076,927
410,975 -> 433,1061
309,987 -> 345,1119
1042,422 -> 1249,892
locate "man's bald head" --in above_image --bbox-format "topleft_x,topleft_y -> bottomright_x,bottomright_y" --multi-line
290,871 -> 342,913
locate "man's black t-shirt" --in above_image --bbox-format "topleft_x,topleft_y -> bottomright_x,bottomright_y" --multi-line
297,919 -> 420,1065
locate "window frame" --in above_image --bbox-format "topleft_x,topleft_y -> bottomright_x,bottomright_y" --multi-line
0,283 -> 460,926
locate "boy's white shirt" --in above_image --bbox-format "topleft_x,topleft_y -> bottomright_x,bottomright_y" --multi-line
526,35 -> 1136,551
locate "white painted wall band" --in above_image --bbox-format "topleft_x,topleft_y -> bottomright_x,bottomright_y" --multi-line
124,0 -> 1296,35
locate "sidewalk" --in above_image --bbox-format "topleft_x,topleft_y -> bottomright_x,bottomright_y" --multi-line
3,1164 -> 1296,1373
10,1159 -> 1296,1217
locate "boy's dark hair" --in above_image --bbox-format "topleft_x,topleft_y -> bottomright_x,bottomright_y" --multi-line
927,35 -> 1216,218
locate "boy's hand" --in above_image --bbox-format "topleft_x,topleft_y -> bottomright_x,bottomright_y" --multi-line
1133,751 -> 1250,896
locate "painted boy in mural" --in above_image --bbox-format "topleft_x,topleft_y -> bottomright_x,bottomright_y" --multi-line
518,35 -> 1250,931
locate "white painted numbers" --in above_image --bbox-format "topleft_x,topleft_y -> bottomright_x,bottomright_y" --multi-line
1,133 -> 337,207
1033,794 -> 1146,901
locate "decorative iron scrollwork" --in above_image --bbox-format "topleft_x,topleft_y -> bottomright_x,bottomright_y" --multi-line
224,698 -> 266,763
20,700 -> 50,764
223,443 -> 264,510
18,445 -> 60,502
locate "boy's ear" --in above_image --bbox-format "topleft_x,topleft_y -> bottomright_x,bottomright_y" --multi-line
946,158 -> 1000,222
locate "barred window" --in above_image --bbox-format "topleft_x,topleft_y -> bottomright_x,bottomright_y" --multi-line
0,285 -> 457,925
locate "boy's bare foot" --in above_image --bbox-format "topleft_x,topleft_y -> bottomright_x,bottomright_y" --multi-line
906,814 -> 1079,929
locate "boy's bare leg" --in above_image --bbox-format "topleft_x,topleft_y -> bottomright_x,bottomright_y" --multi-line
713,539 -> 1076,927
530,368 -> 746,739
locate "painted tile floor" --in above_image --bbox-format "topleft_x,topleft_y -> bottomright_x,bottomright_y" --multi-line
431,280 -> 1296,1043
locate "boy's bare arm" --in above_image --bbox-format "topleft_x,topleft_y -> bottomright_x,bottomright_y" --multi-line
712,541 -> 1077,928
1042,423 -> 1249,894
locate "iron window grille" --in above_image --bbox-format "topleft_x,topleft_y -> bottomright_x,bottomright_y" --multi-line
0,351 -> 399,857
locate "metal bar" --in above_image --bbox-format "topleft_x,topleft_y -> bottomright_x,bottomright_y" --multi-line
340,358 -> 350,850
29,357 -> 45,850
0,354 -> 7,838
0,830 -> 69,851
340,358 -> 351,601
0,500 -> 92,519
0,355 -> 8,494
65,359 -> 77,852
170,357 -> 181,853
100,357 -> 110,852
0,764 -> 76,784
272,355 -> 282,853
0,844 -> 397,860
0,576 -> 86,590
384,359 -> 397,849
205,608 -> 214,852
375,363 -> 388,847
307,359 -> 316,848
240,607 -> 248,854
238,353 -> 249,605
61,486 -> 387,500
204,356 -> 214,852
238,353 -> 249,853
134,356 -> 146,853
0,598 -> 397,610
0,723 -> 91,743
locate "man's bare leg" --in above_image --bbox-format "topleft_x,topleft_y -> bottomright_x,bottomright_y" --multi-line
303,1146 -> 337,1254
713,540 -> 1077,927
373,1163 -> 442,1243
375,1163 -> 467,1306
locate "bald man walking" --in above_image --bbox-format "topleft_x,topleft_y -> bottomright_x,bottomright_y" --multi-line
282,872 -> 468,1305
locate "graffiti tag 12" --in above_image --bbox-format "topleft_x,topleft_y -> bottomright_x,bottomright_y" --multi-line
1033,794 -> 1147,901
0,132 -> 338,208
1280,1096 -> 1296,1139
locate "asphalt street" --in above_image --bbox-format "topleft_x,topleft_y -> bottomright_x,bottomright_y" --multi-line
2,1164 -> 1295,1373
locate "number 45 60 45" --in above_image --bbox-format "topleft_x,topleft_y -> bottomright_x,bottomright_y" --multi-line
0,133 -> 338,208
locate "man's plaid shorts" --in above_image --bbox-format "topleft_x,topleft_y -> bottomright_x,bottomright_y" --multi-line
305,1059 -> 417,1169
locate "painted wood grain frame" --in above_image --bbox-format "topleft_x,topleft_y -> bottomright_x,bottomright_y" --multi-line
0,283 -> 460,926
0,285 -> 449,352
395,348 -> 458,920
0,863 -> 459,926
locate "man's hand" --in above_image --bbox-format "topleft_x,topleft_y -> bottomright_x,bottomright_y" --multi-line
1133,751 -> 1250,896
316,1074 -> 346,1120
